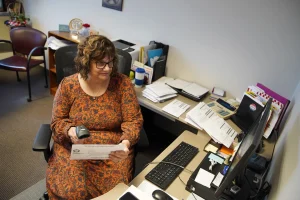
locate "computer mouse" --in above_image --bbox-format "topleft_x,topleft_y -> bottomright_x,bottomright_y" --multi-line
75,125 -> 90,139
152,189 -> 173,200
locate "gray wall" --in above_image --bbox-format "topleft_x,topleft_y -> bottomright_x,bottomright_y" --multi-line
23,0 -> 300,99
266,81 -> 300,200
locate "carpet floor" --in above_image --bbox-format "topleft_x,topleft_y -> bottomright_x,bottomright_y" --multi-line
0,67 -> 52,200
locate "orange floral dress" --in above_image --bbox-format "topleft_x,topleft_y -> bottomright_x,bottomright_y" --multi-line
47,73 -> 143,200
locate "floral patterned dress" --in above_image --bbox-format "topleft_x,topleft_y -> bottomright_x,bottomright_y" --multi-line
46,73 -> 143,199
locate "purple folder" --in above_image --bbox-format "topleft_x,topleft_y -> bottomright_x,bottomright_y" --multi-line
256,83 -> 288,105
257,83 -> 290,132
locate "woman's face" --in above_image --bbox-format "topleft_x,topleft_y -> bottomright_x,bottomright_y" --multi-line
89,56 -> 114,81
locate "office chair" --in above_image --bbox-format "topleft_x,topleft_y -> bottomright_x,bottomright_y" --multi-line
32,45 -> 148,200
0,27 -> 48,102
54,45 -> 132,83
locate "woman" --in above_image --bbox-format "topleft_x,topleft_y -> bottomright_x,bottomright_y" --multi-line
46,35 -> 143,199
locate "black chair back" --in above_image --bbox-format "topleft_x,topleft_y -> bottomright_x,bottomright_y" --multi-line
55,45 -> 78,84
116,49 -> 132,76
55,46 -> 132,85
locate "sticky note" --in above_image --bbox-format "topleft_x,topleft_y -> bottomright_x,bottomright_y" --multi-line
208,153 -> 224,164
195,168 -> 215,188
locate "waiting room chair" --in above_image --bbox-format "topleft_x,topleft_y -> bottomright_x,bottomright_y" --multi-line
32,45 -> 148,200
0,27 -> 48,102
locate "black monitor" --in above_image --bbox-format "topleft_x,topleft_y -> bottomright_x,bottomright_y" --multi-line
214,98 -> 273,199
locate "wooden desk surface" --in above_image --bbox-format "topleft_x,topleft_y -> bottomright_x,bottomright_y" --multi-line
92,183 -> 129,200
130,130 -> 211,199
92,130 -> 275,199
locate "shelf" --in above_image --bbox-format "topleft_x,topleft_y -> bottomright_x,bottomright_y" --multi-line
50,87 -> 57,95
48,30 -> 82,96
50,68 -> 56,73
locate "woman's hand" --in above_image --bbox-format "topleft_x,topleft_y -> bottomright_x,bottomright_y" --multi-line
109,140 -> 130,163
68,127 -> 84,144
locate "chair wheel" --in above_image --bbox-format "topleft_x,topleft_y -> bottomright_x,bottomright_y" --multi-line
44,85 -> 48,88
27,98 -> 32,102
41,191 -> 49,200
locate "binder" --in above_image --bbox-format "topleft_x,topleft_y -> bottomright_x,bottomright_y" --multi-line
231,94 -> 264,132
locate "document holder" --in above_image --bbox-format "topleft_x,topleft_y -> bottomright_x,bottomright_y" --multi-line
186,153 -> 225,200
231,94 -> 264,132
148,41 -> 169,82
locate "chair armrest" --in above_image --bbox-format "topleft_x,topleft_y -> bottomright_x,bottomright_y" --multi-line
32,124 -> 52,151
136,128 -> 149,152
0,39 -> 12,45
27,46 -> 47,62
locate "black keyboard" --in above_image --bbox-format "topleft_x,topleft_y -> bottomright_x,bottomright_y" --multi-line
145,141 -> 199,190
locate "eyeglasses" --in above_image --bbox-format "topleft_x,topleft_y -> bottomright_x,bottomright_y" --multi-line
93,59 -> 114,69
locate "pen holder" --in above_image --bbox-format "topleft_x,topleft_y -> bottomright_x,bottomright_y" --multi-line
135,67 -> 145,88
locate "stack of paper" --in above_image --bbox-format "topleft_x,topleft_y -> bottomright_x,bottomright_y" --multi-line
185,102 -> 238,148
142,82 -> 177,103
166,79 -> 209,99
162,99 -> 190,118
46,36 -> 73,50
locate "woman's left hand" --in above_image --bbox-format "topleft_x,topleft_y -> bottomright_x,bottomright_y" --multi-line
109,140 -> 130,163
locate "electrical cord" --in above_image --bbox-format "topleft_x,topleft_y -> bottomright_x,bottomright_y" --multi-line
178,175 -> 198,200
244,174 -> 259,199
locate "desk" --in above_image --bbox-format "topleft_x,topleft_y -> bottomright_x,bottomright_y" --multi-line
134,77 -> 240,132
93,130 -> 211,200
134,79 -> 275,161
92,86 -> 277,199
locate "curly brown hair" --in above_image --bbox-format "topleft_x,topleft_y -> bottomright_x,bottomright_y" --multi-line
74,35 -> 118,80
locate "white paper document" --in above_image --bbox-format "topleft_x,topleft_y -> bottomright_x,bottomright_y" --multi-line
195,168 -> 215,188
46,36 -> 73,50
70,144 -> 125,160
186,102 -> 237,147
142,88 -> 177,103
212,172 -> 224,187
187,193 -> 205,200
146,83 -> 177,97
166,79 -> 191,90
185,117 -> 204,130
162,99 -> 190,118
183,83 -> 209,98
118,185 -> 153,200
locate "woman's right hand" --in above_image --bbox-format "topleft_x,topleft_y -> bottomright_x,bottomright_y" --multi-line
68,127 -> 83,144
